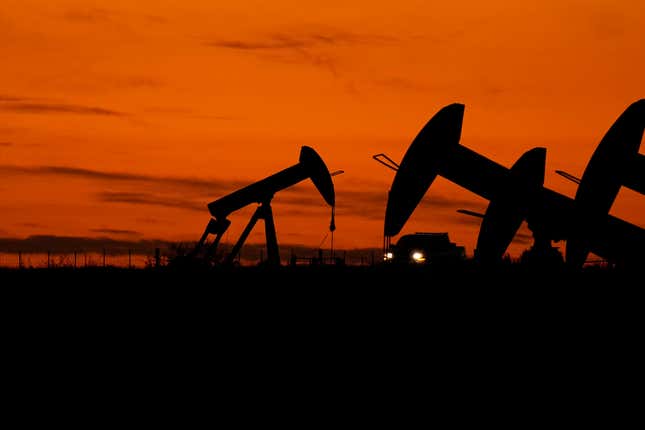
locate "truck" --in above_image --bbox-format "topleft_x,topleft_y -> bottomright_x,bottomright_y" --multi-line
384,232 -> 465,265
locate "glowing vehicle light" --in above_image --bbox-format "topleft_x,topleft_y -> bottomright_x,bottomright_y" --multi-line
411,251 -> 426,263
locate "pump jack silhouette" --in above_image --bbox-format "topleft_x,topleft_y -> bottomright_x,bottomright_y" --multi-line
193,146 -> 336,266
381,100 -> 645,268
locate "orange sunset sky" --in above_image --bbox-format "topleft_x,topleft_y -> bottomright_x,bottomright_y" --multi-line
1,0 -> 644,257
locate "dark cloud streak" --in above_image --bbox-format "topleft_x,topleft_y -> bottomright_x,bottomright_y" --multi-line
375,77 -> 429,92
277,188 -> 485,221
0,102 -> 126,116
0,235 -> 172,255
1,163 -> 485,221
20,222 -> 44,228
209,39 -> 307,50
0,164 -> 245,195
206,32 -> 395,51
0,95 -> 30,102
90,228 -> 142,236
205,31 -> 396,75
512,232 -> 533,245
97,192 -> 205,212
63,8 -> 114,23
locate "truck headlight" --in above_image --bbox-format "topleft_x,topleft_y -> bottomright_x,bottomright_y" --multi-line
411,251 -> 426,263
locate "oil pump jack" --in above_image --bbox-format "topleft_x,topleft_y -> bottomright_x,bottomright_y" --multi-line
193,146 -> 336,266
378,101 -> 645,268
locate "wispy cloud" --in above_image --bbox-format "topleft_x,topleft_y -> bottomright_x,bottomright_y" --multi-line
91,179 -> 482,222
90,228 -> 142,236
20,222 -> 44,228
450,212 -> 484,226
0,102 -> 126,116
143,107 -> 239,121
0,164 -> 246,195
0,95 -> 30,102
144,14 -> 168,24
97,192 -> 205,212
1,94 -> 127,116
0,142 -> 12,147
206,31 -> 395,51
1,163 -> 483,222
63,7 -> 115,23
136,217 -> 161,224
187,114 -> 238,120
209,38 -> 309,51
418,195 -> 485,211
110,76 -> 163,90
276,187 -> 484,221
513,232 -> 533,245
0,235 -> 172,255
205,30 -> 396,75
0,126 -> 21,135
375,77 -> 429,92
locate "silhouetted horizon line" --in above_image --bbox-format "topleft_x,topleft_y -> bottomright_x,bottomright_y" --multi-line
0,234 -> 383,256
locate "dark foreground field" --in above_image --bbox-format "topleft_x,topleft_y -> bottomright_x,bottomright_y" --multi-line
2,262 -> 640,315
3,262 -> 641,353
3,262 -> 640,356
1,260 -> 638,284
2,262 -> 640,407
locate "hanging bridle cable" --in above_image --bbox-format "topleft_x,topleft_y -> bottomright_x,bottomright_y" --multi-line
330,205 -> 336,261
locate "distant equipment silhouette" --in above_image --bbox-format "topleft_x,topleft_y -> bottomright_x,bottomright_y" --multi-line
194,146 -> 335,266
384,232 -> 465,265
379,101 -> 645,268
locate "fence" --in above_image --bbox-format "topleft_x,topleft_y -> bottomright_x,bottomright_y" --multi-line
0,246 -> 383,268
0,248 -> 165,269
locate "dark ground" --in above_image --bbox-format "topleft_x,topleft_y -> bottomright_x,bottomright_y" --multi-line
2,262 -> 640,316
3,262 -> 640,358
1,262 -> 641,415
